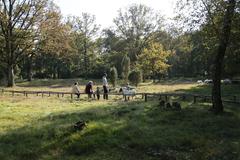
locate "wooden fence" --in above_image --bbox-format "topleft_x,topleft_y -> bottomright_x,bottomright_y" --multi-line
1,89 -> 239,104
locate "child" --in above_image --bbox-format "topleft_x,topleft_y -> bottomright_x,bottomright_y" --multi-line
126,83 -> 130,90
96,87 -> 101,100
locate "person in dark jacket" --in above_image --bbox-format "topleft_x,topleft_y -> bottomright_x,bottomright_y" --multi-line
85,81 -> 94,98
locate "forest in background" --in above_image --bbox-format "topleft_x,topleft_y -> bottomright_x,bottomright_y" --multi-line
0,0 -> 240,87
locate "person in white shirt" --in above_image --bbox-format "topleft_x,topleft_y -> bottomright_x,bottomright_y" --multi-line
102,73 -> 108,100
72,82 -> 80,98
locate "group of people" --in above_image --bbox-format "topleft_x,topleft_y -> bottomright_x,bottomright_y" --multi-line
71,73 -> 109,100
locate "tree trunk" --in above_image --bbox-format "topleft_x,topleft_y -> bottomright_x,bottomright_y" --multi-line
142,74 -> 146,82
53,68 -> 57,79
57,69 -> 60,79
83,38 -> 88,79
211,0 -> 236,114
153,72 -> 157,83
27,56 -> 33,81
27,68 -> 32,81
7,65 -> 15,87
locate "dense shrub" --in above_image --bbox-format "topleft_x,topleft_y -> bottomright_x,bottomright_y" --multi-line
121,55 -> 130,83
109,67 -> 118,87
128,69 -> 142,86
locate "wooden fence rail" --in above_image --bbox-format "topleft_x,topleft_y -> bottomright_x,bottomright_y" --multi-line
1,89 -> 239,104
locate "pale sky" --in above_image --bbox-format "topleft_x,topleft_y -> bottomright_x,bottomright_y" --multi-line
54,0 -> 176,29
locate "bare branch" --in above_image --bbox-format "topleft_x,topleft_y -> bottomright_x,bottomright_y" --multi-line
201,0 -> 220,37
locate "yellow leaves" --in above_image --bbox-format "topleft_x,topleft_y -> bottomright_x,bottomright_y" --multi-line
138,42 -> 171,75
39,10 -> 72,56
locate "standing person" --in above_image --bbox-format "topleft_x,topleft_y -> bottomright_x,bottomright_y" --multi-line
85,81 -> 94,99
72,82 -> 80,98
102,73 -> 109,100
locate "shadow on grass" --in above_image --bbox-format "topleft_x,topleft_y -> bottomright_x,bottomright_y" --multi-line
0,101 -> 240,160
176,84 -> 240,97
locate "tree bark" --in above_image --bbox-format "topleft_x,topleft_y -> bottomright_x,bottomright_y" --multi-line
27,55 -> 33,81
211,0 -> 236,114
7,65 -> 15,87
83,38 -> 89,79
53,67 -> 57,79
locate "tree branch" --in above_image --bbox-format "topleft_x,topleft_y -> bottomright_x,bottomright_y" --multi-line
201,0 -> 220,37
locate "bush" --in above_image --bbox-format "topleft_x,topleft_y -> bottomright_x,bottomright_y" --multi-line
128,69 -> 142,86
121,55 -> 130,83
109,67 -> 118,87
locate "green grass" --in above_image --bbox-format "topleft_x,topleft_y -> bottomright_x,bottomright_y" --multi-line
183,84 -> 240,96
0,95 -> 240,160
0,79 -> 240,160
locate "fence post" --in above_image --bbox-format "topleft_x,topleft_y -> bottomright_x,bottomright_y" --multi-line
145,94 -> 148,102
71,93 -> 73,99
204,96 -> 207,102
182,95 -> 186,101
124,95 -> 127,101
42,92 -> 44,98
12,91 -> 14,96
62,93 -> 64,97
233,96 -> 237,102
142,94 -> 144,99
48,92 -> 51,97
159,95 -> 162,100
193,96 -> 197,103
165,95 -> 168,101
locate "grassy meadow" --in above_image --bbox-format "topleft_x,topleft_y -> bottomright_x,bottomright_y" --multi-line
8,78 -> 199,93
0,79 -> 240,160
5,78 -> 240,96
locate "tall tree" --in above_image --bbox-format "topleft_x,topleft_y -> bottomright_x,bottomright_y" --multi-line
176,0 -> 238,113
211,0 -> 236,113
70,13 -> 99,78
0,0 -> 48,86
101,29 -> 127,75
138,42 -> 170,81
114,4 -> 164,63
37,5 -> 74,79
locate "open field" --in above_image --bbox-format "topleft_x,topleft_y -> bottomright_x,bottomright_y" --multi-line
7,79 -> 199,93
0,79 -> 240,160
3,79 -> 240,97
